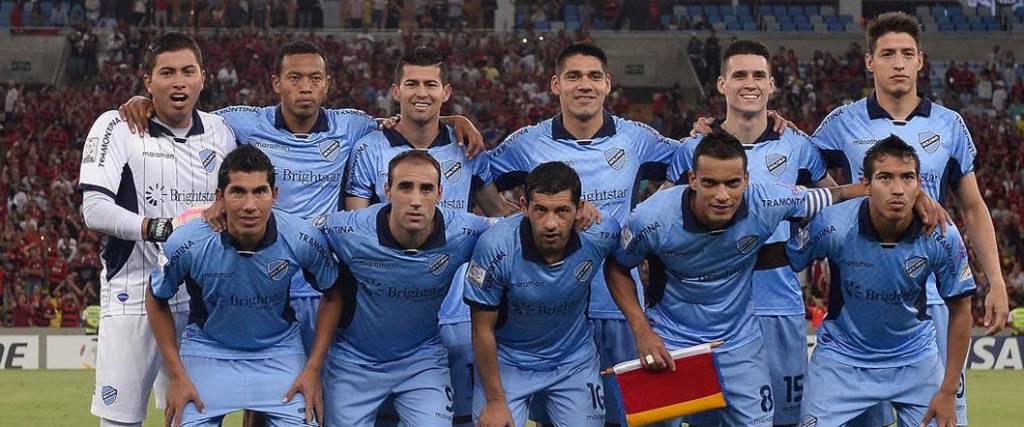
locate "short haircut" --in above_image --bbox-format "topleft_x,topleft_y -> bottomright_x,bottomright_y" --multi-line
862,135 -> 920,179
525,161 -> 582,205
142,32 -> 203,75
693,130 -> 748,172
387,150 -> 442,188
217,145 -> 276,190
866,12 -> 920,54
274,40 -> 326,76
393,46 -> 449,85
721,40 -> 771,75
555,42 -> 608,74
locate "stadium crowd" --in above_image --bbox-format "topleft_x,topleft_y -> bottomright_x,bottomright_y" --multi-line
1,28 -> 1022,329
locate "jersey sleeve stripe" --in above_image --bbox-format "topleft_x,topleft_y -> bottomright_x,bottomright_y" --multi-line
79,183 -> 117,199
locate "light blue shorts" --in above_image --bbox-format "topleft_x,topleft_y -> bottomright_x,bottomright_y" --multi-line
758,314 -> 810,425
684,337 -> 774,427
323,347 -> 453,427
801,353 -> 943,427
476,354 -> 605,427
180,354 -> 315,426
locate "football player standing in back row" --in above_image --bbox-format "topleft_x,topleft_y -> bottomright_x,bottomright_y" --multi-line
811,12 -> 1008,426
79,32 -> 237,427
486,42 -> 679,427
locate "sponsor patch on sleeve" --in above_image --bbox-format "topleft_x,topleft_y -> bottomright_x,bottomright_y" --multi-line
959,261 -> 973,283
621,226 -> 634,249
466,260 -> 487,288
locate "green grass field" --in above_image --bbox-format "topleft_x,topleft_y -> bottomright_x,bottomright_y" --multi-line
1,369 -> 1020,426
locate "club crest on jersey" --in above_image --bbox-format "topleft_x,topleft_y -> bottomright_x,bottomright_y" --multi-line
442,160 -> 463,183
604,147 -> 626,170
145,184 -> 166,207
319,140 -> 341,161
199,149 -> 217,172
904,256 -> 928,279
101,386 -> 118,405
918,132 -> 940,154
267,259 -> 290,281
573,259 -> 595,283
736,235 -> 759,255
83,137 -> 99,163
313,214 -> 328,229
428,253 -> 450,276
466,260 -> 487,288
766,153 -> 788,177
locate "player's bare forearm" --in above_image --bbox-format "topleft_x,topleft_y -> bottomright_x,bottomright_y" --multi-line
145,286 -> 187,380
344,196 -> 371,211
829,181 -> 867,204
470,308 -> 506,404
604,258 -> 650,335
813,174 -> 838,188
956,174 -> 1008,332
475,184 -> 511,217
305,286 -> 343,372
940,296 -> 972,396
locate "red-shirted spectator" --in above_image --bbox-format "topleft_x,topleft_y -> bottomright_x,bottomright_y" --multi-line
60,293 -> 82,327
12,293 -> 32,327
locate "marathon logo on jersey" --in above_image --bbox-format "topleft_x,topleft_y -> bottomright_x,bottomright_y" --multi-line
604,147 -> 627,170
442,160 -> 463,183
466,260 -> 487,288
904,256 -> 928,279
199,149 -> 217,173
267,259 -> 290,281
101,385 -> 117,405
919,132 -> 940,154
573,259 -> 595,283
429,253 -> 451,276
319,140 -> 341,161
736,235 -> 759,255
766,153 -> 788,177
145,184 -> 166,207
313,214 -> 328,229
83,137 -> 99,163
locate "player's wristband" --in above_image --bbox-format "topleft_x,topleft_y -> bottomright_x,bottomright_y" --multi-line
146,217 -> 174,242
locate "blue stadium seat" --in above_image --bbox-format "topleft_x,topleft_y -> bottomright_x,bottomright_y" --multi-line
939,22 -> 955,32
955,21 -> 970,31
737,5 -> 751,16
986,22 -> 1001,31
758,5 -> 772,16
566,21 -> 581,31
773,5 -> 787,16
739,14 -> 754,23
777,14 -> 792,23
825,15 -> 839,24
721,5 -> 735,16
742,22 -> 758,31
516,13 -> 526,27
564,5 -> 578,22
707,14 -> 723,23
946,5 -> 964,16
726,22 -> 741,31
827,22 -> 845,32
781,22 -> 797,31
688,5 -> 703,16
1016,8 -> 1024,19
535,21 -> 549,30
840,15 -> 854,24
797,22 -> 813,32
967,15 -> 982,24
792,14 -> 809,23
41,1 -> 53,21
935,14 -> 950,24
661,15 -> 672,27
970,22 -> 985,31
723,15 -> 738,23
788,5 -> 803,15
805,5 -> 820,16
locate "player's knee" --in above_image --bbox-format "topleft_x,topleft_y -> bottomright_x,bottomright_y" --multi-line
99,418 -> 142,427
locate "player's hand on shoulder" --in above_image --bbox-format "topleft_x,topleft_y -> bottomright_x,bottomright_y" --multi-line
921,391 -> 957,427
117,95 -> 154,135
574,201 -> 602,231
478,401 -> 515,427
448,115 -> 485,159
165,375 -> 205,427
766,110 -> 799,134
913,192 -> 950,236
201,199 -> 227,232
375,113 -> 400,130
690,116 -> 716,137
283,367 -> 324,425
635,329 -> 676,372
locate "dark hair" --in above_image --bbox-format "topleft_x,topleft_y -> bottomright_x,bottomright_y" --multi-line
555,42 -> 608,74
525,162 -> 581,205
393,46 -> 449,85
143,32 -> 203,75
387,150 -> 442,188
862,135 -> 920,179
274,40 -> 326,76
693,130 -> 748,172
866,12 -> 920,54
217,145 -> 276,190
721,40 -> 771,75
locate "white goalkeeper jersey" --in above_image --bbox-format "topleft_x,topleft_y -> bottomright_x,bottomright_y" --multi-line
79,109 -> 237,316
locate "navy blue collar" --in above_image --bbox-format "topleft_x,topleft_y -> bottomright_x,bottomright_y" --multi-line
710,117 -> 781,146
518,216 -> 582,267
551,111 -> 617,142
856,198 -> 923,244
383,122 -> 453,148
375,204 -> 447,252
680,186 -> 749,233
148,109 -> 205,141
274,105 -> 329,135
866,92 -> 932,121
220,213 -> 279,255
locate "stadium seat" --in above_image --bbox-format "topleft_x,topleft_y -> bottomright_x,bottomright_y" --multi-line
813,22 -> 827,33
550,21 -> 564,31
923,22 -> 938,32
915,5 -> 931,17
821,5 -> 836,16
534,21 -> 549,30
726,22 -> 741,31
781,22 -> 797,31
712,22 -> 726,31
792,14 -> 809,23
688,5 -> 703,16
935,14 -> 950,24
809,15 -> 824,24
660,15 -> 672,27
840,15 -> 854,24
970,22 -> 986,31
986,22 -> 1001,31
721,5 -> 735,16
964,6 -> 977,16
762,15 -> 776,23
805,5 -> 820,16
967,15 -> 982,24
825,15 -> 839,24
777,14 -> 792,23
723,15 -> 738,23
788,5 -> 803,15
955,21 -> 970,32
707,14 -> 723,23
797,22 -> 813,32
844,22 -> 860,32
979,7 -> 992,16
673,5 -> 686,17
758,5 -> 772,16
737,5 -> 751,17
938,22 -> 954,32
773,5 -> 787,16
828,22 -> 844,32
564,5 -> 578,22
1012,22 -> 1024,33
765,22 -> 780,31
566,21 -> 580,31
742,22 -> 758,31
